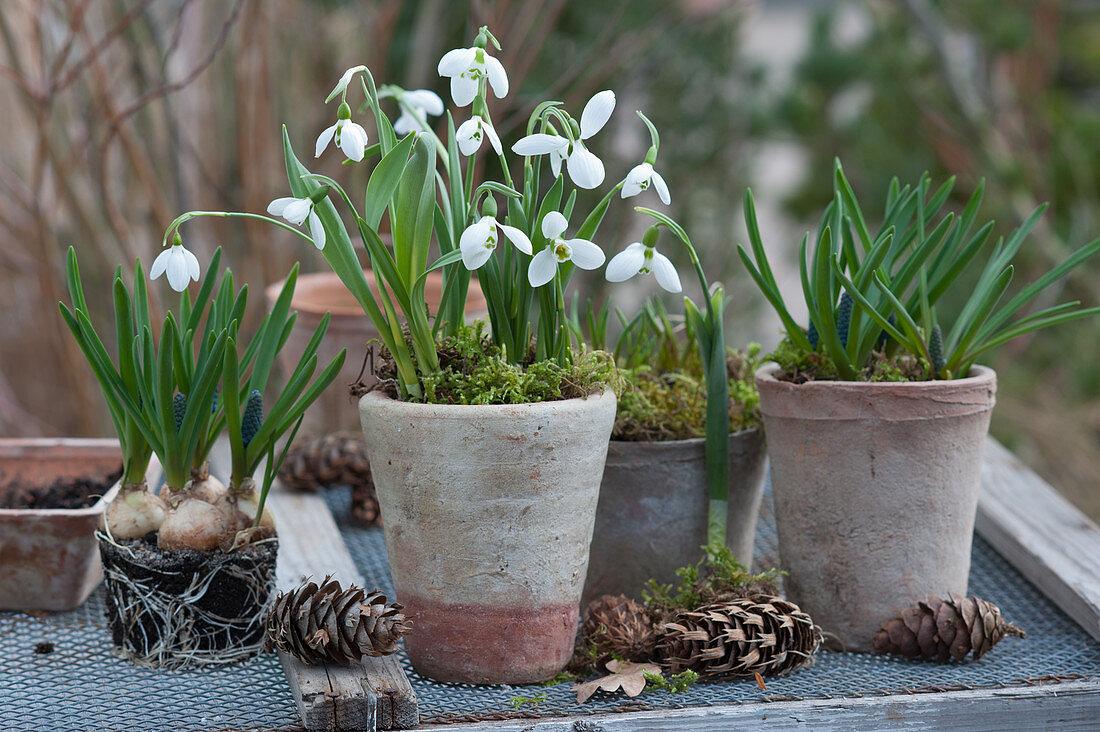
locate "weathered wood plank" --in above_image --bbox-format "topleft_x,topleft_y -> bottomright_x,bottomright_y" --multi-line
418,678 -> 1100,731
977,438 -> 1100,643
269,485 -> 419,731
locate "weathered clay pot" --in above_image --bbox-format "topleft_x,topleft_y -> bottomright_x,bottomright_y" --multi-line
0,439 -> 124,611
267,271 -> 487,434
359,389 -> 617,684
582,428 -> 767,606
755,363 -> 997,652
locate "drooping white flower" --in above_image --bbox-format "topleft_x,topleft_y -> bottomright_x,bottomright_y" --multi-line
528,211 -> 605,287
605,241 -> 681,293
459,216 -> 532,270
267,196 -> 326,250
315,105 -> 369,162
391,89 -> 445,136
621,162 -> 671,205
456,115 -> 503,157
511,90 -> 616,189
150,243 -> 201,292
437,46 -> 508,107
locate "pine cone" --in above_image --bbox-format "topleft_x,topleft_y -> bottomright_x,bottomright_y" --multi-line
577,594 -> 660,668
873,594 -> 1025,662
657,594 -> 822,679
264,577 -> 409,665
278,433 -> 380,527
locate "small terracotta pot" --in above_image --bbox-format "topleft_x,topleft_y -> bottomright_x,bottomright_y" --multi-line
359,389 -> 617,684
755,364 -> 996,652
267,270 -> 488,434
0,439 -> 123,611
582,428 -> 767,606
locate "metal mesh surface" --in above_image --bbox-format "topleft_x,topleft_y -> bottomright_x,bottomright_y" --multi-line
2,479 -> 1098,731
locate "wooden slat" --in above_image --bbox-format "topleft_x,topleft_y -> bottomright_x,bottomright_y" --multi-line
977,438 -> 1100,643
269,486 -> 419,731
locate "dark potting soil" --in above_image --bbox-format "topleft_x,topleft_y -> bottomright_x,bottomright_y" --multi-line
98,533 -> 278,662
0,465 -> 122,510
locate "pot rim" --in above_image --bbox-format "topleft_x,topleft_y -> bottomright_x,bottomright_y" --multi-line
359,386 -> 616,415
609,425 -> 761,447
0,438 -> 123,518
755,362 -> 996,390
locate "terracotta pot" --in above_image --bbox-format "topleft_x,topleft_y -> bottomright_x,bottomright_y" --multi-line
266,270 -> 488,434
359,389 -> 617,684
755,364 -> 996,652
582,428 -> 767,606
0,439 -> 123,611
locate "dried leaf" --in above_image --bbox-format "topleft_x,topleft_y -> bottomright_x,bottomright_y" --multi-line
754,672 -> 766,690
573,661 -> 662,703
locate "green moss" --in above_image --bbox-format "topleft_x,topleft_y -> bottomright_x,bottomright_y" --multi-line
768,334 -> 930,383
641,542 -> 781,618
613,345 -> 762,441
377,322 -> 620,405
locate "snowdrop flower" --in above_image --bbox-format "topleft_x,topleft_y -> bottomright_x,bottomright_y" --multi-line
391,89 -> 445,136
528,211 -> 605,287
267,195 -> 326,250
315,102 -> 369,162
437,46 -> 508,107
150,242 -> 200,292
605,241 -> 681,293
456,115 -> 502,157
459,216 -> 532,270
511,90 -> 615,189
621,162 -> 671,205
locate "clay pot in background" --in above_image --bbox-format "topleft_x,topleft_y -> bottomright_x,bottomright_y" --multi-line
582,428 -> 767,607
359,389 -> 617,684
266,271 -> 487,435
755,364 -> 996,652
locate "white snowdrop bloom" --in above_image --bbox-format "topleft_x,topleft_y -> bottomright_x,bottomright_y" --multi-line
267,196 -> 326,250
392,89 -> 445,136
437,46 -> 508,107
511,90 -> 615,189
459,216 -> 532,270
150,243 -> 201,292
315,107 -> 369,162
621,162 -> 671,205
605,241 -> 681,293
456,115 -> 503,157
527,211 -> 605,287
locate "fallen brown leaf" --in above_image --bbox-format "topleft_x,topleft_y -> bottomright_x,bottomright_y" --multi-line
573,660 -> 663,704
755,671 -> 766,690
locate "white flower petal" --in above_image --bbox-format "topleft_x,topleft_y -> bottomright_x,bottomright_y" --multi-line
499,224 -> 532,255
315,123 -> 337,158
438,47 -> 475,76
651,250 -> 682,292
620,163 -> 652,199
567,144 -> 605,189
450,74 -> 479,107
484,55 -> 509,98
308,210 -> 326,250
483,120 -> 503,156
339,122 -> 368,161
149,248 -> 171,281
580,90 -> 616,139
511,134 -> 569,156
456,117 -> 482,156
605,242 -> 647,282
183,247 -> 200,281
652,170 -> 671,205
165,252 -> 190,292
459,217 -> 495,258
541,211 -> 568,239
528,248 -> 559,287
282,198 -> 312,225
550,148 -> 565,178
267,197 -> 297,217
393,112 -> 418,137
565,238 -> 606,270
405,89 -> 444,115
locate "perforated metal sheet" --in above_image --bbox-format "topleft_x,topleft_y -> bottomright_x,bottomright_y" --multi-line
2,480 -> 1098,731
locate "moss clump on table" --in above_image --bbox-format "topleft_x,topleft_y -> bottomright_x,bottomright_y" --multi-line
768,336 -> 930,384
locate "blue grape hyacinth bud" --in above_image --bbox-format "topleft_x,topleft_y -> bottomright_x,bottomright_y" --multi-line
806,320 -> 819,350
241,390 -> 263,447
836,292 -> 853,349
929,324 -> 946,374
875,313 -> 897,351
173,392 -> 187,432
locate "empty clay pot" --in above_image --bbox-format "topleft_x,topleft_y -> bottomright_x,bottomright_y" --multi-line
582,428 -> 767,606
755,363 -> 996,652
359,389 -> 617,684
